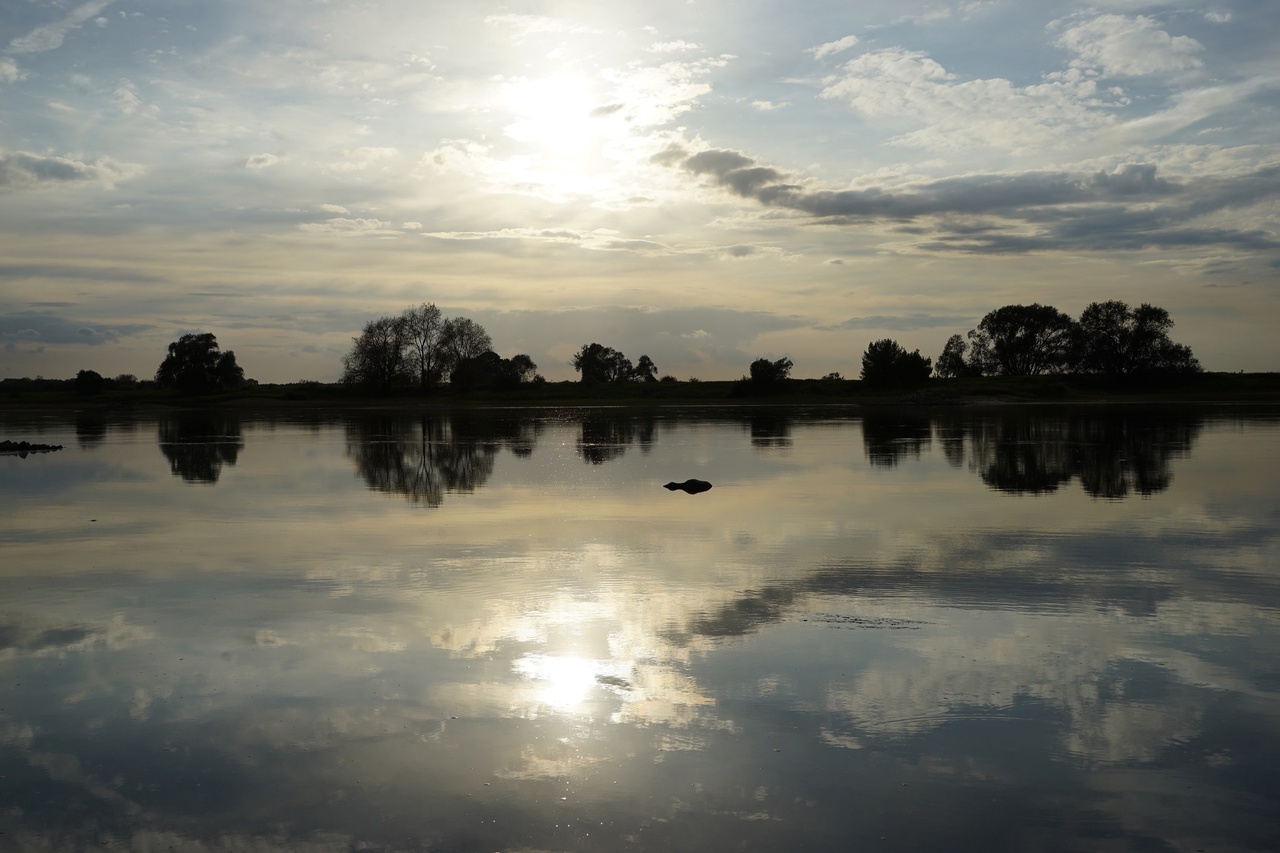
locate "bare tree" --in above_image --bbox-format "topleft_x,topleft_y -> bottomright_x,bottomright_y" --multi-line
440,317 -> 493,380
341,315 -> 409,390
403,303 -> 445,390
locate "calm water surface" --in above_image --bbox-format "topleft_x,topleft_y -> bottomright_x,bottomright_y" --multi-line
2,406 -> 1278,852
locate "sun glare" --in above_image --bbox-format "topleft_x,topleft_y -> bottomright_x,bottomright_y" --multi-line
503,74 -> 604,152
514,653 -> 615,714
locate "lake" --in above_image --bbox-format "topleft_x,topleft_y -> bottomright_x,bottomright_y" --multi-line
2,405 -> 1278,852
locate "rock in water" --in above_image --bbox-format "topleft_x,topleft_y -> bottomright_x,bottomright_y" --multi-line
664,479 -> 712,494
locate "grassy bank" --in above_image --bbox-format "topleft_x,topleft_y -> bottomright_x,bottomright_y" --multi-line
4,372 -> 1280,411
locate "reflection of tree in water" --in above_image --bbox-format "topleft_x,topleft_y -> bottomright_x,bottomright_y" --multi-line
346,413 -> 543,505
158,413 -> 244,483
861,414 -> 932,467
967,411 -> 1202,498
746,413 -> 791,448
576,412 -> 656,464
75,412 -> 107,448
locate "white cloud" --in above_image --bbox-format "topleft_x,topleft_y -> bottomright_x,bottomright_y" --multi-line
8,0 -> 115,54
1056,14 -> 1205,78
113,80 -> 142,114
484,13 -> 599,39
298,217 -> 394,234
328,147 -> 399,173
320,204 -> 350,214
649,40 -> 700,54
809,35 -> 859,61
0,58 -> 23,84
820,48 -> 1117,154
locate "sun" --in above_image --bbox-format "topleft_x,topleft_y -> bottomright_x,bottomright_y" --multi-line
502,73 -> 605,153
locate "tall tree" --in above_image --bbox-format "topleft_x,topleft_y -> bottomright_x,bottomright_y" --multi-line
440,317 -> 493,379
341,315 -> 409,390
935,334 -> 976,378
967,304 -> 1076,376
403,303 -> 445,390
1074,301 -> 1201,376
155,332 -> 245,394
632,354 -> 658,383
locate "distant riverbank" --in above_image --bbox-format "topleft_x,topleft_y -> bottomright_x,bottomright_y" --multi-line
4,372 -> 1280,411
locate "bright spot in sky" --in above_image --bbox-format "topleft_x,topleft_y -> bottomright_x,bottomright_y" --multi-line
503,74 -> 603,152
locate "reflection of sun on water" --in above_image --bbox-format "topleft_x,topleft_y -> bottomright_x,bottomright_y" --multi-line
513,653 -> 626,715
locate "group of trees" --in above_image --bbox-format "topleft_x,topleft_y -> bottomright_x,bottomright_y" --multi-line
41,297 -> 1200,401
340,303 -> 540,392
934,301 -> 1200,379
570,343 -> 659,384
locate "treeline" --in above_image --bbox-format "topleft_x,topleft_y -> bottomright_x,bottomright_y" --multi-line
340,303 -> 540,392
849,300 -> 1200,389
932,300 -> 1200,380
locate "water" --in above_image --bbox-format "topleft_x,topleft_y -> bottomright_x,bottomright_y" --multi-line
2,405 -> 1278,852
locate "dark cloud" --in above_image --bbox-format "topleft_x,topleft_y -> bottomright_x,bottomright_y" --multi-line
0,150 -> 139,191
661,147 -> 1280,256
0,312 -> 152,345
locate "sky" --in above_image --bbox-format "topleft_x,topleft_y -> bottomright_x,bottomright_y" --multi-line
1,0 -> 1278,383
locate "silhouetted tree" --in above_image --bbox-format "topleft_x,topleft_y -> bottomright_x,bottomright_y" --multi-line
341,315 -> 409,390
440,317 -> 493,379
749,356 -> 793,384
572,343 -> 633,383
935,334 -> 978,378
403,302 -> 445,390
155,332 -> 245,394
450,351 -> 539,391
1073,300 -> 1201,376
633,354 -> 658,382
860,339 -> 932,387
966,304 -> 1076,376
75,369 -> 105,395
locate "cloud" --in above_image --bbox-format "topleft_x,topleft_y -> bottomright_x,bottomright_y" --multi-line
660,144 -> 1280,256
298,218 -> 395,235
8,0 -> 115,54
1056,14 -> 1206,78
244,153 -> 282,170
484,13 -> 599,39
819,47 -> 1117,153
809,35 -> 859,61
0,58 -> 23,84
0,312 -> 152,345
0,150 -> 143,191
825,314 -> 974,331
650,40 -> 700,54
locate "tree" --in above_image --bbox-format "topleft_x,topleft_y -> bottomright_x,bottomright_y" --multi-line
860,339 -> 932,387
75,369 -> 105,395
155,332 -> 245,394
632,354 -> 658,383
341,316 -> 409,390
403,303 -> 445,390
440,317 -> 493,379
1074,300 -> 1201,376
935,334 -> 977,378
572,343 -> 633,383
450,351 -> 539,390
966,304 -> 1076,376
748,356 -> 793,385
